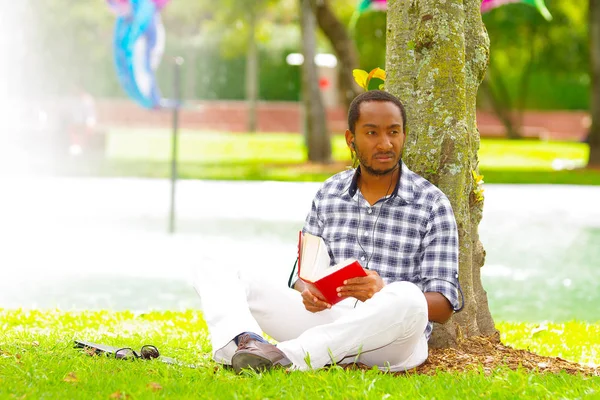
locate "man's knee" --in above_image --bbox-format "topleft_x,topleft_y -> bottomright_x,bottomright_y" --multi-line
237,270 -> 271,300
381,281 -> 428,318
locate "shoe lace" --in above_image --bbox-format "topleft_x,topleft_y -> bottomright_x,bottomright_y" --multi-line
236,334 -> 253,350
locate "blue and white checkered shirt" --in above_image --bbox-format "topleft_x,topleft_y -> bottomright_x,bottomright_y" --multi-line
300,161 -> 460,339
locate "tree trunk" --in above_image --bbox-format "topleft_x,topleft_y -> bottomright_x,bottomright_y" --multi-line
300,0 -> 331,163
386,0 -> 497,348
480,76 -> 522,139
515,24 -> 539,129
589,0 -> 600,167
309,0 -> 362,110
246,7 -> 259,133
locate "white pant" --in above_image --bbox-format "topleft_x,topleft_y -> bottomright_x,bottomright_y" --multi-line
193,267 -> 429,372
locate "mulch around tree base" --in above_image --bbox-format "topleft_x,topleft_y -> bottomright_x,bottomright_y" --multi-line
413,335 -> 599,376
339,335 -> 599,376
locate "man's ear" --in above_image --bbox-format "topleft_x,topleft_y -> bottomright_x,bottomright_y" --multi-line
344,129 -> 354,149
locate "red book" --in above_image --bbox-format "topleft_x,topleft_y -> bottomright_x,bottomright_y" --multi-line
297,231 -> 367,305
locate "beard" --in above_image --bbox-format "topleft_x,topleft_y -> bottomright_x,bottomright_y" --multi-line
354,142 -> 401,176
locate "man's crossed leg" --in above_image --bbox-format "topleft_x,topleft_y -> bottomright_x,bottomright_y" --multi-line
194,268 -> 428,373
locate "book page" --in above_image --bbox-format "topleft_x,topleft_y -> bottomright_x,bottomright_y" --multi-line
313,258 -> 359,282
299,233 -> 324,280
314,239 -> 331,276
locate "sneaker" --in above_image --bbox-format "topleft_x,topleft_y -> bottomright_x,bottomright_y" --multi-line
231,334 -> 291,374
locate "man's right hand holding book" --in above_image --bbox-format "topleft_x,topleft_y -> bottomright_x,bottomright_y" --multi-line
294,279 -> 331,313
294,270 -> 385,313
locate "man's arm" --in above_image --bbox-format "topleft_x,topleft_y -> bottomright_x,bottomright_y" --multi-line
420,195 -> 461,321
424,292 -> 453,324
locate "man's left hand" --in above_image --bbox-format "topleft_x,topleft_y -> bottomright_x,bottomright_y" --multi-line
336,270 -> 384,302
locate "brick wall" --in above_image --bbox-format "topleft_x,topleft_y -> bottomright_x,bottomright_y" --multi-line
96,99 -> 588,141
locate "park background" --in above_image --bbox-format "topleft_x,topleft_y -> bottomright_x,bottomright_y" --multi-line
1,0 -> 599,398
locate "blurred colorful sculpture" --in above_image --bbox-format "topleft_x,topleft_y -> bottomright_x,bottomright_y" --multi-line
106,0 -> 171,109
481,0 -> 552,21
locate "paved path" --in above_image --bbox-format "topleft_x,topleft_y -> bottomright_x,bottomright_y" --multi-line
1,177 -> 599,320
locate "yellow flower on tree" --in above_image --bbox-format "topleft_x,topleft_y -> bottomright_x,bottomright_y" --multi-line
471,170 -> 485,202
353,67 -> 386,91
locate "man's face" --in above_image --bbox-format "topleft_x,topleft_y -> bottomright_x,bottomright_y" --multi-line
347,100 -> 405,176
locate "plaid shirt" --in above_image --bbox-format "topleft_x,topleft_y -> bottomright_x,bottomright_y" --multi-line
301,161 -> 460,339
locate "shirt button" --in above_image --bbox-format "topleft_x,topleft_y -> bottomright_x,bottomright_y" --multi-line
363,231 -> 369,236
367,208 -> 373,214
361,256 -> 366,261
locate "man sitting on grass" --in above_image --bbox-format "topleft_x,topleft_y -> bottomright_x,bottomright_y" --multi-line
194,90 -> 461,373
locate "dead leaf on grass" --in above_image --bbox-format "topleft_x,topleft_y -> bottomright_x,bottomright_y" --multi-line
146,382 -> 162,391
109,391 -> 131,399
63,372 -> 78,383
84,347 -> 98,357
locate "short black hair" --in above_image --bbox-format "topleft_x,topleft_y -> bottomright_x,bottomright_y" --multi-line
347,90 -> 407,134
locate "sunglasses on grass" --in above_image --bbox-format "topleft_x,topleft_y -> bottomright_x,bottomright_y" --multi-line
115,345 -> 160,360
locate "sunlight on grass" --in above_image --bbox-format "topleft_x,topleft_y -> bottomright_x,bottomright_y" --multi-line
479,140 -> 589,170
1,310 -> 598,399
93,129 -> 600,185
106,128 -> 588,170
497,321 -> 600,367
107,129 -> 352,163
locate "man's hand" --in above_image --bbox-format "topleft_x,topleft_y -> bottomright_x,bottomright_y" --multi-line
336,270 -> 384,302
300,282 -> 331,313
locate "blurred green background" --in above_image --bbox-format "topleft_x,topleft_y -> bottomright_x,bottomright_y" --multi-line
23,0 -> 590,110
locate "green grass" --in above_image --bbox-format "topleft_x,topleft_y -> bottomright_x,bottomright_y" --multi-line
70,128 -> 600,184
1,310 -> 598,399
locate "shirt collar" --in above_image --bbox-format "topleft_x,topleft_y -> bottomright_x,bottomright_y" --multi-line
346,160 -> 414,204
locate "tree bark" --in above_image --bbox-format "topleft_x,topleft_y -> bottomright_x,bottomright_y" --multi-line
309,0 -> 362,110
246,7 -> 259,133
300,0 -> 332,163
386,0 -> 497,348
589,0 -> 600,167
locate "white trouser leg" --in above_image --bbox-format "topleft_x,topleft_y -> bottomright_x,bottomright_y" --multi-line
240,270 -> 354,342
346,329 -> 428,372
193,266 -> 263,364
276,281 -> 428,371
194,267 -> 349,364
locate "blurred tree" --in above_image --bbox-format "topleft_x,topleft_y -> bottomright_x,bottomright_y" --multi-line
160,1 -> 210,100
181,0 -> 281,132
589,0 -> 600,167
301,0 -> 331,163
481,1 -> 589,137
309,0 -> 362,109
353,10 -> 388,75
387,0 -> 496,347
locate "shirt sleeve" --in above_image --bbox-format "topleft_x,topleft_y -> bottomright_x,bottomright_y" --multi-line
420,195 -> 460,311
302,189 -> 324,237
